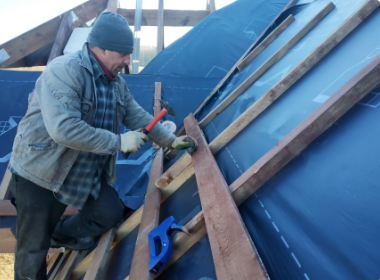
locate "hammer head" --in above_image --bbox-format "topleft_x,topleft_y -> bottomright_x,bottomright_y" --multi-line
158,98 -> 176,117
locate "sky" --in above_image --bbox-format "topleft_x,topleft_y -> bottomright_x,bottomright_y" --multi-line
0,0 -> 236,46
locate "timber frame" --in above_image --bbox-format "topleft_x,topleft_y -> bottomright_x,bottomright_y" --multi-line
1,0 -> 380,279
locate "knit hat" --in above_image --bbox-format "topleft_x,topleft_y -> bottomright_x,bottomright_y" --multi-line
87,12 -> 134,54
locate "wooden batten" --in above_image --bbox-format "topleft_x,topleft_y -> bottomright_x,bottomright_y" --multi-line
199,2 -> 335,129
157,0 -> 164,54
185,114 -> 266,280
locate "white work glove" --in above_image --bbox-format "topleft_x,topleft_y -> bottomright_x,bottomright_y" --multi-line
171,135 -> 198,153
120,131 -> 148,153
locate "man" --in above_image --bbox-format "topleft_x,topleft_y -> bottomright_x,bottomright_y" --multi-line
8,12 -> 197,280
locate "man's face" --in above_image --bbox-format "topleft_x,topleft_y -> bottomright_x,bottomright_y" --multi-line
102,50 -> 130,76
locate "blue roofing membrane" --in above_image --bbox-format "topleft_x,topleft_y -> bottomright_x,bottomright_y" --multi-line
2,0 -> 380,279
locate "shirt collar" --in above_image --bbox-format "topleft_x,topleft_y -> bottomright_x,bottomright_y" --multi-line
87,46 -> 116,82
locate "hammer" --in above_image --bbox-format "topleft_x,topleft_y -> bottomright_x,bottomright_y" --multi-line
122,98 -> 176,159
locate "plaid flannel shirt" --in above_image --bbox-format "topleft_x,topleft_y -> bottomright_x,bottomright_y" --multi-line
54,51 -> 115,209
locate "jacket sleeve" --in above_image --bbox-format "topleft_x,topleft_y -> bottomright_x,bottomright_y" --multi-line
122,84 -> 176,148
36,61 -> 121,155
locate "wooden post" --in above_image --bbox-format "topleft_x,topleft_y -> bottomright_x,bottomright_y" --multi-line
185,114 -> 266,280
129,149 -> 164,280
157,0 -> 164,54
47,12 -> 73,64
106,0 -> 119,13
199,2 -> 335,129
84,228 -> 117,280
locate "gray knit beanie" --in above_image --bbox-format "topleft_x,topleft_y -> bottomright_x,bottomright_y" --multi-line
87,12 -> 134,54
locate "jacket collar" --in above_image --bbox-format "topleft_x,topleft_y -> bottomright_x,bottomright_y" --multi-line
80,42 -> 94,75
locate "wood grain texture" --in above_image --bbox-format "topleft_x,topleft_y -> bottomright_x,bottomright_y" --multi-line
155,152 -> 192,189
199,2 -> 335,129
237,14 -> 295,71
0,200 -> 78,216
83,228 -> 117,280
117,9 -> 209,26
230,42 -> 380,207
47,12 -> 72,64
129,149 -> 164,280
55,250 -> 87,280
184,114 -> 265,280
208,0 -> 378,155
174,0 -> 299,137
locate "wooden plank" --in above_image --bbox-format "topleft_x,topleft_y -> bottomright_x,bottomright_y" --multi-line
230,46 -> 380,206
83,227 -> 117,280
0,16 -> 61,68
153,82 -> 162,147
106,0 -> 119,13
0,200 -> 78,216
156,0 -> 376,199
208,0 -> 378,155
237,14 -> 295,71
155,152 -> 192,189
47,253 -> 63,278
55,251 -> 87,280
129,149 -> 164,280
185,114 -> 266,280
174,0 -> 299,137
48,250 -> 71,280
157,0 -> 164,54
71,0 -> 108,29
47,12 -> 73,64
199,2 -> 335,129
158,47 -> 380,273
117,9 -> 210,26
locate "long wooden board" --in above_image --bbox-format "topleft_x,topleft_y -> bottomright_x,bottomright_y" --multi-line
237,14 -> 295,70
199,2 -> 335,129
84,228 -> 117,280
174,0 -> 299,137
159,46 -> 380,277
156,0 -> 379,190
185,114 -> 266,280
129,149 -> 164,280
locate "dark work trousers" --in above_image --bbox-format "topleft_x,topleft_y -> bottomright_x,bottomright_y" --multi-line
11,173 -> 125,280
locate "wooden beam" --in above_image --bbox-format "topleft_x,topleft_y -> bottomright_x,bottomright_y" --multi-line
47,253 -> 63,278
153,82 -> 162,147
159,44 -> 380,275
117,9 -> 210,26
55,251 -> 87,280
106,0 -> 119,13
185,114 -> 266,280
71,0 -> 108,29
174,0 -> 299,137
0,16 -> 62,68
0,200 -> 78,216
157,0 -> 164,54
48,250 -> 71,280
156,0 -> 379,189
199,2 -> 335,129
47,12 -> 73,64
84,227 -> 117,280
129,149 -> 164,280
237,14 -> 295,71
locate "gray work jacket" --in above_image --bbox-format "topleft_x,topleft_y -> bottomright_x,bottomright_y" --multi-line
9,43 -> 175,192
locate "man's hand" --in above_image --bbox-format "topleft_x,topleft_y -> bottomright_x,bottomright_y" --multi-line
120,131 -> 148,153
171,135 -> 198,153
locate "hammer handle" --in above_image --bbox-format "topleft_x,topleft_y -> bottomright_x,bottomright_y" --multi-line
146,108 -> 167,132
